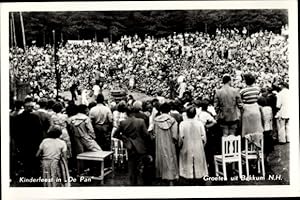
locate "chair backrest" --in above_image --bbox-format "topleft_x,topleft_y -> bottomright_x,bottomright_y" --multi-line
245,132 -> 264,155
222,135 -> 241,159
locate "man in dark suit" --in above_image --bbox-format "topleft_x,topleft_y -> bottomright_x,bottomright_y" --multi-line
113,106 -> 152,186
214,74 -> 243,136
32,98 -> 51,138
13,97 -> 44,185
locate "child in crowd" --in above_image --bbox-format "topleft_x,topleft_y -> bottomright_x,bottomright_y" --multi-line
36,125 -> 70,187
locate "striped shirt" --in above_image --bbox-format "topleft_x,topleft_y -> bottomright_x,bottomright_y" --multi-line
240,86 -> 260,104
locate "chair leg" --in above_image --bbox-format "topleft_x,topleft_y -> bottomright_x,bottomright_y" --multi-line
222,161 -> 227,181
246,158 -> 250,177
258,159 -> 261,174
261,156 -> 265,178
238,160 -> 243,180
214,157 -> 219,177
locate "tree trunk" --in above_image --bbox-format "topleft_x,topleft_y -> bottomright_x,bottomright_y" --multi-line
19,12 -> 26,49
10,18 -> 13,47
11,13 -> 17,47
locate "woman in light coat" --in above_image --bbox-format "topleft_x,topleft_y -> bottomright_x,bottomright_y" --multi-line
179,106 -> 208,180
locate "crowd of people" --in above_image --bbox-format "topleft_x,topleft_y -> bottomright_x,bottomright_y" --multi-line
9,25 -> 290,186
10,25 -> 289,101
10,74 -> 289,186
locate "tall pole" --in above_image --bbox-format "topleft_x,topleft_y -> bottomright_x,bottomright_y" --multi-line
53,30 -> 59,100
247,24 -> 250,37
11,13 -> 17,47
61,32 -> 63,44
19,12 -> 26,49
10,18 -> 13,47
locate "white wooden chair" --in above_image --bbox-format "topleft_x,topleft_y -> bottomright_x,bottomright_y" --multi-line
214,135 -> 242,181
111,138 -> 128,164
242,133 -> 265,178
111,126 -> 128,167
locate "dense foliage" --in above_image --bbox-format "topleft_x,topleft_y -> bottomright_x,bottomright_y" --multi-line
10,10 -> 288,47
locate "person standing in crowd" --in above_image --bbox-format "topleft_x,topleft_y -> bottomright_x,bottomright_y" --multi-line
240,73 -> 264,137
197,99 -> 217,129
153,103 -> 179,186
113,105 -> 152,186
132,101 -> 149,128
148,99 -> 160,133
70,81 -> 79,103
178,77 -> 187,99
89,93 -> 113,150
10,100 -> 24,117
178,106 -> 208,184
199,99 -> 220,176
169,100 -> 183,124
81,89 -> 90,106
92,80 -> 101,101
214,74 -> 243,136
51,102 -> 72,158
13,97 -> 44,184
275,81 -> 289,144
36,125 -> 70,187
10,100 -> 24,185
257,96 -> 274,162
32,98 -> 51,138
69,104 -> 102,156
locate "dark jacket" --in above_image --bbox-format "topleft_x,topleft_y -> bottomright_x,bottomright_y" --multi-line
113,116 -> 149,155
32,109 -> 51,138
214,84 -> 243,122
132,111 -> 149,128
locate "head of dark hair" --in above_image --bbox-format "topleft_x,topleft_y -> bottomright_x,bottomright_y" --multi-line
38,98 -> 48,109
78,104 -> 88,114
47,125 -> 62,138
222,75 -> 231,84
88,101 -> 97,110
173,99 -> 183,113
117,101 -> 127,113
52,102 -> 64,113
66,104 -> 78,117
152,99 -> 160,109
244,73 -> 256,86
14,100 -> 24,110
24,96 -> 33,104
186,106 -> 197,119
96,93 -> 105,104
201,99 -> 210,111
159,102 -> 171,114
183,91 -> 192,99
47,99 -> 56,110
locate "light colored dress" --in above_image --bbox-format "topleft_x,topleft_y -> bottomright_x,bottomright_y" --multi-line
179,119 -> 208,179
39,138 -> 70,187
51,113 -> 72,158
